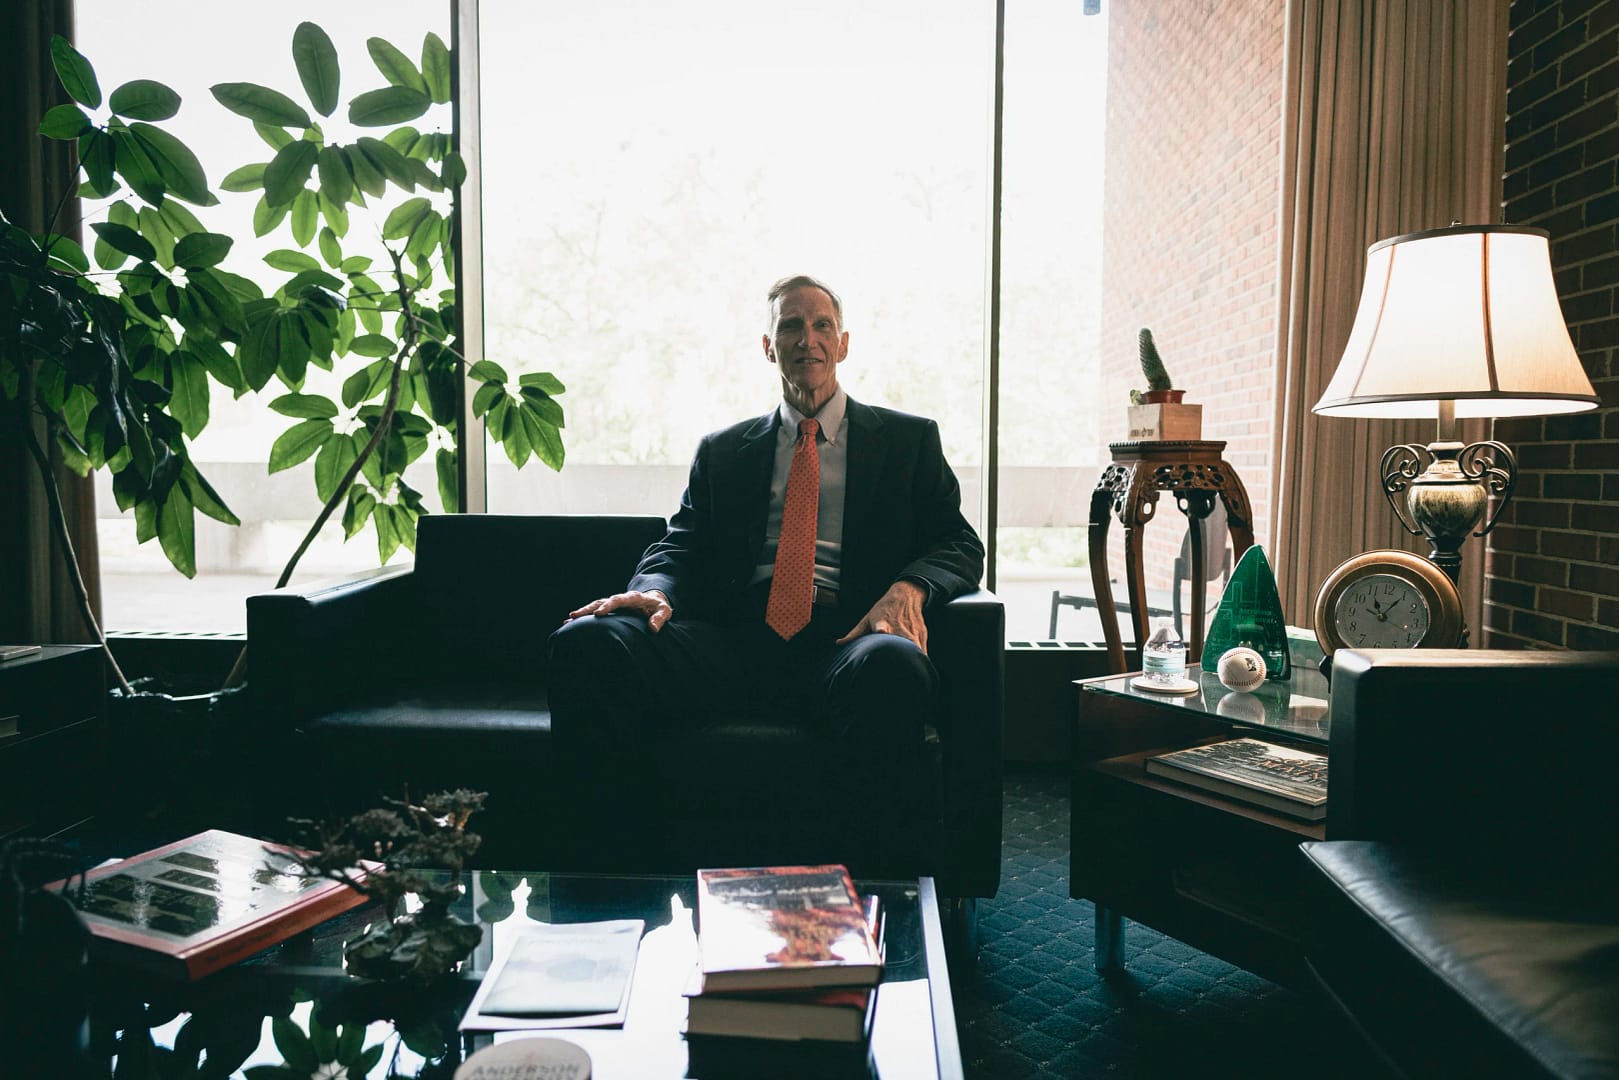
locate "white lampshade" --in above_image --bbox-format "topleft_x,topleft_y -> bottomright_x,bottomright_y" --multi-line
1314,225 -> 1599,419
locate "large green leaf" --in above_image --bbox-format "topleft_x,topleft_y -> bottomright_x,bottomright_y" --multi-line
381,197 -> 430,241
353,136 -> 413,188
374,502 -> 401,562
211,82 -> 312,128
316,145 -> 354,205
80,129 -> 116,195
253,121 -> 295,151
317,191 -> 349,238
184,335 -> 245,394
421,32 -> 451,103
341,360 -> 388,408
42,235 -> 90,274
519,388 -> 565,427
433,446 -> 458,513
239,302 -> 284,389
348,86 -> 431,127
137,206 -> 177,268
468,359 -> 508,383
340,145 -> 386,198
265,248 -> 321,273
90,220 -> 156,263
253,194 -> 290,237
314,428 -> 359,502
291,190 -> 319,246
172,232 -> 232,269
270,392 -> 338,419
347,334 -> 395,358
499,399 -> 532,468
220,163 -> 266,192
317,227 -> 342,269
343,485 -> 377,538
112,128 -> 166,204
109,80 -> 180,121
181,462 -> 239,526
264,139 -> 318,208
168,352 -> 210,438
367,37 -> 427,93
127,123 -> 215,206
268,417 -> 334,473
518,371 -> 566,395
292,22 -> 341,117
50,35 -> 100,108
39,104 -> 91,140
157,484 -> 197,578
184,268 -> 246,329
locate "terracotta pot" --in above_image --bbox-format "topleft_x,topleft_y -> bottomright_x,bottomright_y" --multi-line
1141,389 -> 1185,405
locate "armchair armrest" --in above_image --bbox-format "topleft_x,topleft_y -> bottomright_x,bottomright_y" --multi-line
1326,648 -> 1619,847
928,588 -> 1005,897
246,564 -> 417,729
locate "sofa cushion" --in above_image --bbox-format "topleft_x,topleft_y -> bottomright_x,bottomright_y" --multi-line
1302,839 -> 1619,1080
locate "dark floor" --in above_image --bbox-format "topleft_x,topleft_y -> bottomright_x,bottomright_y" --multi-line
955,769 -> 1371,1079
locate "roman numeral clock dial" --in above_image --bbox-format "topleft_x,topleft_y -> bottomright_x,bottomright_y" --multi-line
1313,549 -> 1463,659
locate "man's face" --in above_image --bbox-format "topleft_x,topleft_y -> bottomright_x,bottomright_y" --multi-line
763,285 -> 848,408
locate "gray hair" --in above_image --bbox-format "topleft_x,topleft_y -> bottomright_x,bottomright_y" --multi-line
766,274 -> 843,333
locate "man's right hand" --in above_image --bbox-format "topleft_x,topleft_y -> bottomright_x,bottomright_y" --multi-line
566,590 -> 673,631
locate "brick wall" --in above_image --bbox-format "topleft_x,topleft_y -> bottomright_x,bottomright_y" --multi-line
1492,0 -> 1619,649
1099,1 -> 1285,597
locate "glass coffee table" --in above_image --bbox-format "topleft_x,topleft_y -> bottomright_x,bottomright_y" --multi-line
84,871 -> 962,1079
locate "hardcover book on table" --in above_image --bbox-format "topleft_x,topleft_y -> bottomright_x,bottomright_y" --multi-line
50,829 -> 372,980
686,894 -> 884,1043
1145,737 -> 1328,821
696,865 -> 882,993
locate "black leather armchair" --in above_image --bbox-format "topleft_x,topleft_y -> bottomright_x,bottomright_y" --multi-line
247,514 -> 1004,899
1300,649 -> 1619,1080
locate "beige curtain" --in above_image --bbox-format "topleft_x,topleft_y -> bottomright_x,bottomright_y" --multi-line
0,0 -> 101,645
1271,0 -> 1507,635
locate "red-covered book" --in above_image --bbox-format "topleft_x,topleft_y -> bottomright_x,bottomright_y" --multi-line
696,865 -> 882,993
51,829 -> 372,980
686,894 -> 884,1043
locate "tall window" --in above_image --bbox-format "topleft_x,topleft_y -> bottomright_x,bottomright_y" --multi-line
479,1 -> 994,529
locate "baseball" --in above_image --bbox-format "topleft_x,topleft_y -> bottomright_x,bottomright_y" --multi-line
1216,647 -> 1267,692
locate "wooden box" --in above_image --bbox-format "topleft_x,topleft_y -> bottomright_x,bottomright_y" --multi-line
1127,402 -> 1202,441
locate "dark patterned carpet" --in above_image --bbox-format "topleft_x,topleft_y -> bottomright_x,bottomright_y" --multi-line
954,769 -> 1371,1078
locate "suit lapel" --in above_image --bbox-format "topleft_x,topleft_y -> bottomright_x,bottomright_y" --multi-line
737,410 -> 779,555
842,398 -> 887,591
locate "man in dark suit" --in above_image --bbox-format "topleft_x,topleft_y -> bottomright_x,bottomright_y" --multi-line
549,274 -> 983,783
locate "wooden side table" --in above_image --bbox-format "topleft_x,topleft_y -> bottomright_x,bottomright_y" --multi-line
1088,440 -> 1256,671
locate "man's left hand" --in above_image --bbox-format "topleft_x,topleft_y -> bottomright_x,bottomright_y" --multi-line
838,580 -> 928,653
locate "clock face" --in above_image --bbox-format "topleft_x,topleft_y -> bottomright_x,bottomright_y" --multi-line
1332,572 -> 1431,648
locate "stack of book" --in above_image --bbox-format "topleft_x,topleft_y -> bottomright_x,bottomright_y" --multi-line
685,864 -> 885,1074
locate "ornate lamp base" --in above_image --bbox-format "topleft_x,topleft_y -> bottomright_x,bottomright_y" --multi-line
1379,439 -> 1517,586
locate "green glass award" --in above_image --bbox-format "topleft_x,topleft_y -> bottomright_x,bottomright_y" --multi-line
1201,545 -> 1291,680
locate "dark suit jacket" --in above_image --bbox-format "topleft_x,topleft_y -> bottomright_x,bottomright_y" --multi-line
629,396 -> 984,622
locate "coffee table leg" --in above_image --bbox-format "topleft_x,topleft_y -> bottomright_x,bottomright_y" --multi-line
1095,904 -> 1125,973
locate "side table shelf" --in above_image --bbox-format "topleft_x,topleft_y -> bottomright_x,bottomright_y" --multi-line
0,644 -> 105,841
1069,658 -> 1333,990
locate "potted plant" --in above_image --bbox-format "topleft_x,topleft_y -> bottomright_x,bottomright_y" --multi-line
1126,327 -> 1201,440
7,26 -> 568,830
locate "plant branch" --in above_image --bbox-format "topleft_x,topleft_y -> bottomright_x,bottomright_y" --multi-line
19,399 -> 131,693
222,249 -> 418,691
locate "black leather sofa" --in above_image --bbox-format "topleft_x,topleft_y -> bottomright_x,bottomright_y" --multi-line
247,514 -> 1004,900
1300,648 -> 1619,1080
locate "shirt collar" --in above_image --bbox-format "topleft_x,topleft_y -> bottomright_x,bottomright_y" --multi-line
779,387 -> 847,444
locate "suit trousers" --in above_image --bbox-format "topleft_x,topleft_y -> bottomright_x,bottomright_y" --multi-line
547,600 -> 939,815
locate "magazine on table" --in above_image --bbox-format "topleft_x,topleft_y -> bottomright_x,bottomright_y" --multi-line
460,918 -> 645,1032
1145,737 -> 1328,821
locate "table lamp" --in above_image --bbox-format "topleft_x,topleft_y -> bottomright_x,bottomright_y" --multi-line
1313,224 -> 1599,585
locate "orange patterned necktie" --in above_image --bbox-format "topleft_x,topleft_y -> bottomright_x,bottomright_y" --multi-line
765,417 -> 820,641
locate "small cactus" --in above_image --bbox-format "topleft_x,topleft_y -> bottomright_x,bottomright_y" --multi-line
1138,328 -> 1173,391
